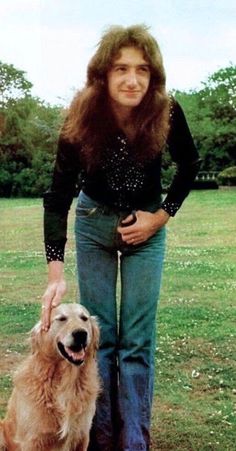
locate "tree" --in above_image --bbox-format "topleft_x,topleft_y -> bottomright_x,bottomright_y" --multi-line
174,64 -> 236,171
1,59 -> 236,196
0,95 -> 63,197
0,61 -> 64,196
0,61 -> 32,107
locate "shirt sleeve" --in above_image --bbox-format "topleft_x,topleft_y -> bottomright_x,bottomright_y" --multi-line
43,137 -> 80,263
161,98 -> 201,216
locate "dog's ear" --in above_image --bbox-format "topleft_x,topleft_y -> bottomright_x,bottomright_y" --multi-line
90,316 -> 100,353
29,321 -> 42,353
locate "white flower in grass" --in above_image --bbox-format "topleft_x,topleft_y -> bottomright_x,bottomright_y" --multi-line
192,369 -> 200,378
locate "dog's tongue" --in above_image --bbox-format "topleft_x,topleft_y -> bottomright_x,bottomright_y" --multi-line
65,346 -> 85,361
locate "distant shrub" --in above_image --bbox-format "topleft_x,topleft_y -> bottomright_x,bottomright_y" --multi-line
217,166 -> 236,186
161,165 -> 176,192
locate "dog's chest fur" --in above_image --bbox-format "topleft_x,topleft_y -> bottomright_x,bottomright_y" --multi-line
14,355 -> 99,445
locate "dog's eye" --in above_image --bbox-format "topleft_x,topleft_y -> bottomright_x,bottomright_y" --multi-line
80,314 -> 88,321
57,316 -> 67,322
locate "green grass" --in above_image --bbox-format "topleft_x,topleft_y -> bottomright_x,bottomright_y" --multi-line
1,190 -> 236,449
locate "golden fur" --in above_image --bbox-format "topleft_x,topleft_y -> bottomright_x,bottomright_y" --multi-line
0,303 -> 100,451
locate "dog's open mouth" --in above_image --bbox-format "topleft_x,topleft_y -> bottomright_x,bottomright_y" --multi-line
57,342 -> 86,366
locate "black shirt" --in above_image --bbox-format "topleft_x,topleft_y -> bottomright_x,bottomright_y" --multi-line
43,98 -> 201,262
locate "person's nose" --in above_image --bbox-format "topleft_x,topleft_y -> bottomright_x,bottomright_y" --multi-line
126,70 -> 138,88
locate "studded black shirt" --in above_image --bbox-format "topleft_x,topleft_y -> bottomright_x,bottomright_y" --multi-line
43,98 -> 200,262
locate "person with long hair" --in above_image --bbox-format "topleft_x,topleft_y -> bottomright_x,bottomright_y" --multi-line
42,24 -> 200,451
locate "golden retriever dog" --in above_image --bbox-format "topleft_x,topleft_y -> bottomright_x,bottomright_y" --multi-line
0,303 -> 100,451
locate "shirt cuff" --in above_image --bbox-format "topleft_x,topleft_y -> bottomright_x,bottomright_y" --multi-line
161,200 -> 181,217
45,243 -> 64,263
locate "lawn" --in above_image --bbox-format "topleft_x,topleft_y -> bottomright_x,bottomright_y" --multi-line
0,190 -> 236,450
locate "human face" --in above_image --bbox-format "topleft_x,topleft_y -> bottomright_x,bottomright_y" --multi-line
107,46 -> 151,115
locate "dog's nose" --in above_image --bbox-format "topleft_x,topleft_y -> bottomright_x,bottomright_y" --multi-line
72,329 -> 87,347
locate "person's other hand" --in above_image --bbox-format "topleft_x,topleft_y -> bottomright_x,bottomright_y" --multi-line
117,209 -> 170,245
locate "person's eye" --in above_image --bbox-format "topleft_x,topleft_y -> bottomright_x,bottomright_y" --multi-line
116,66 -> 126,72
139,66 -> 150,73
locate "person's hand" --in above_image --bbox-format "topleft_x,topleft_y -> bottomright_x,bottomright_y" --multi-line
41,261 -> 66,331
117,209 -> 170,245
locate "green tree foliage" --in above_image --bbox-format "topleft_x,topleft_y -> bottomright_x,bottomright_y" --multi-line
0,61 -> 32,107
0,60 -> 236,196
0,62 -> 63,196
174,64 -> 236,172
0,96 -> 63,196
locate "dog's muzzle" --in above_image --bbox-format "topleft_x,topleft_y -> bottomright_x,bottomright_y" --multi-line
57,329 -> 88,366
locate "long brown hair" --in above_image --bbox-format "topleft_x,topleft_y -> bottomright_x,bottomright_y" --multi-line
62,25 -> 170,170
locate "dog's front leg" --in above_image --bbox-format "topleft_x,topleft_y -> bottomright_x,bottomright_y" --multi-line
74,440 -> 89,451
73,433 -> 90,451
18,439 -> 62,451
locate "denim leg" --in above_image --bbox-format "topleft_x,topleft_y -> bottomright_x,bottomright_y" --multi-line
75,193 -> 119,450
117,227 -> 166,451
77,247 -> 118,451
75,192 -> 166,450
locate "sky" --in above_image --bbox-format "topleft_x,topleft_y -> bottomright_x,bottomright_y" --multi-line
1,0 -> 236,105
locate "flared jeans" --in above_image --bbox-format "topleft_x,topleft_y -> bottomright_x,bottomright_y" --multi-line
75,191 -> 166,451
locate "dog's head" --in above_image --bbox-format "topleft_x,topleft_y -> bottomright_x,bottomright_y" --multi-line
31,303 -> 99,366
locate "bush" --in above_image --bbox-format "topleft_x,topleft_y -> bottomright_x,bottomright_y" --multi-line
217,166 -> 236,186
0,169 -> 12,196
161,165 -> 176,192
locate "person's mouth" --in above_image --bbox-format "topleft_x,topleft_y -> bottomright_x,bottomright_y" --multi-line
122,91 -> 140,95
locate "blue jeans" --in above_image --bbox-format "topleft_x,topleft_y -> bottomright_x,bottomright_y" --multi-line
75,191 -> 166,451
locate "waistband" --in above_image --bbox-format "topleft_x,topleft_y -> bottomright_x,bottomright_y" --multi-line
79,190 -> 162,215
